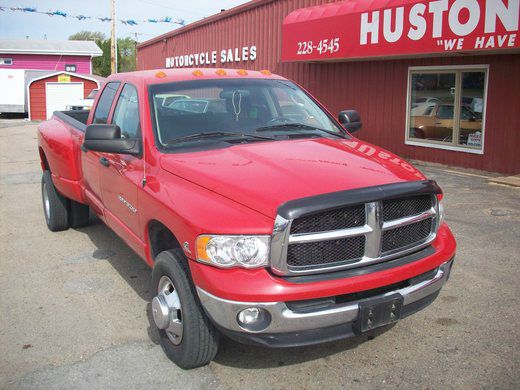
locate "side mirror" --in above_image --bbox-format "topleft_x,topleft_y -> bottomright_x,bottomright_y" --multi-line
338,110 -> 362,133
83,124 -> 140,155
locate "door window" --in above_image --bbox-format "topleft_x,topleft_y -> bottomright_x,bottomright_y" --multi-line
112,84 -> 140,139
92,82 -> 120,124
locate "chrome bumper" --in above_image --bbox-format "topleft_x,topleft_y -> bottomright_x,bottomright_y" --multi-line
196,260 -> 452,335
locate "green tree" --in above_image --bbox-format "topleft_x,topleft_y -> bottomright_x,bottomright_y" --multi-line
69,31 -> 136,77
69,31 -> 106,41
117,37 -> 137,73
95,38 -> 112,77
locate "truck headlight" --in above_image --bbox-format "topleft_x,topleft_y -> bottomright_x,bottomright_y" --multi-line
196,235 -> 270,268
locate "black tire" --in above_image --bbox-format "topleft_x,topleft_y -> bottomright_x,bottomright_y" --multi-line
152,249 -> 219,369
69,200 -> 90,228
41,170 -> 69,232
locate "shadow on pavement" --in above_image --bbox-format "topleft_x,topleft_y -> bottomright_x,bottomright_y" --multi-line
214,324 -> 394,369
75,214 -> 163,345
73,212 -> 395,368
75,214 -> 152,299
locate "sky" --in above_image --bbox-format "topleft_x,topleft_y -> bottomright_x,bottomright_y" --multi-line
0,0 -> 249,42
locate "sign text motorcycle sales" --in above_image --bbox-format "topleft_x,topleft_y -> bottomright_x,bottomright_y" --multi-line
166,45 -> 257,68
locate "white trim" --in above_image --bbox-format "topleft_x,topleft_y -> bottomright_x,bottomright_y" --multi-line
405,140 -> 484,155
44,81 -> 85,120
28,71 -> 100,89
408,64 -> 490,71
405,64 -> 489,155
27,81 -> 31,121
27,72 -> 100,121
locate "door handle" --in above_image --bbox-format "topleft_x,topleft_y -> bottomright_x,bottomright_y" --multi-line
99,157 -> 110,167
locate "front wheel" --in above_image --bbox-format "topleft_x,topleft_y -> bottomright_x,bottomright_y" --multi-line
151,249 -> 219,369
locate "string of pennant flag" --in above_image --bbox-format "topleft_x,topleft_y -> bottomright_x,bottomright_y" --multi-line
0,6 -> 185,26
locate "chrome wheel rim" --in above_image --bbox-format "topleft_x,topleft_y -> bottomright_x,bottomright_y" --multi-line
153,275 -> 183,345
42,182 -> 50,223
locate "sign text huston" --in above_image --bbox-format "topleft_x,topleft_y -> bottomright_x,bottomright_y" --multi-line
282,0 -> 520,61
360,0 -> 518,48
166,45 -> 257,68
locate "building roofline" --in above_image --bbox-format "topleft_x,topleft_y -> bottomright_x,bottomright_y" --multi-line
0,48 -> 102,57
0,39 -> 103,57
137,0 -> 274,49
27,71 -> 101,88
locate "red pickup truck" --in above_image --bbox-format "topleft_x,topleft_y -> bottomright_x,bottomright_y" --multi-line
38,68 -> 456,369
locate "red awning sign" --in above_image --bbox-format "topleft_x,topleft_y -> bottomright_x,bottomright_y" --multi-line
282,0 -> 520,61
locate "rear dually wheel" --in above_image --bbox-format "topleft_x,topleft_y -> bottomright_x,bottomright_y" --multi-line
41,170 -> 69,232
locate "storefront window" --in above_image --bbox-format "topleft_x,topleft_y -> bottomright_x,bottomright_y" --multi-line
460,72 -> 485,148
406,66 -> 487,153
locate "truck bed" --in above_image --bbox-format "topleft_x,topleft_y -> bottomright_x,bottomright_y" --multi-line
38,110 -> 91,204
52,110 -> 90,131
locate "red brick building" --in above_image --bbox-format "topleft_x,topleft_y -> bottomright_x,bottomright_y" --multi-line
137,0 -> 520,174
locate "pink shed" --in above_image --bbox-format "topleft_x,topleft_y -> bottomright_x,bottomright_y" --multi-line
0,54 -> 92,74
0,40 -> 102,75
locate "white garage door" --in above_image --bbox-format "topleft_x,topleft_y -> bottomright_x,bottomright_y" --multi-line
45,82 -> 84,119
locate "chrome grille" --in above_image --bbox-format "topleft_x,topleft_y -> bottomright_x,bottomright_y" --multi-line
290,204 -> 365,234
287,236 -> 365,268
382,218 -> 433,253
383,195 -> 433,221
271,192 -> 439,276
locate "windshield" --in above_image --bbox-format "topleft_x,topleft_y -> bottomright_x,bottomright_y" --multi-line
149,79 -> 346,148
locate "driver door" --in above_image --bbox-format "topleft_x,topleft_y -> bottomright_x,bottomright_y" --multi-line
98,83 -> 144,247
81,82 -> 121,216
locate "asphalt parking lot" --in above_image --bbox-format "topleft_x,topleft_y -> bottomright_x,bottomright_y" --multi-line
0,119 -> 519,389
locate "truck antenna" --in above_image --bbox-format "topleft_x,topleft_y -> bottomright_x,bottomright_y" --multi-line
141,131 -> 146,188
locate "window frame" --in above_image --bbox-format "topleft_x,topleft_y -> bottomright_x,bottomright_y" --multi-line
405,64 -> 489,155
92,81 -> 121,125
110,82 -> 142,141
0,58 -> 13,65
65,64 -> 77,72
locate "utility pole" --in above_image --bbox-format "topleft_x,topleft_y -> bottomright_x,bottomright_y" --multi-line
111,0 -> 118,74
134,32 -> 139,71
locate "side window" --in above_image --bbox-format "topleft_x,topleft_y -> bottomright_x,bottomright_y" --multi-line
112,84 -> 140,139
437,105 -> 454,119
93,82 -> 120,124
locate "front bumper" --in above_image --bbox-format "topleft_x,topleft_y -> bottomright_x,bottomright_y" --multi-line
197,258 -> 454,347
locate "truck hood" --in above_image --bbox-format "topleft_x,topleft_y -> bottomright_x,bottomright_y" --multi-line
160,138 -> 426,219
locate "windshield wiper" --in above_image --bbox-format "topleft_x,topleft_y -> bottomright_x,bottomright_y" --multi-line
255,123 -> 346,138
169,131 -> 275,144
